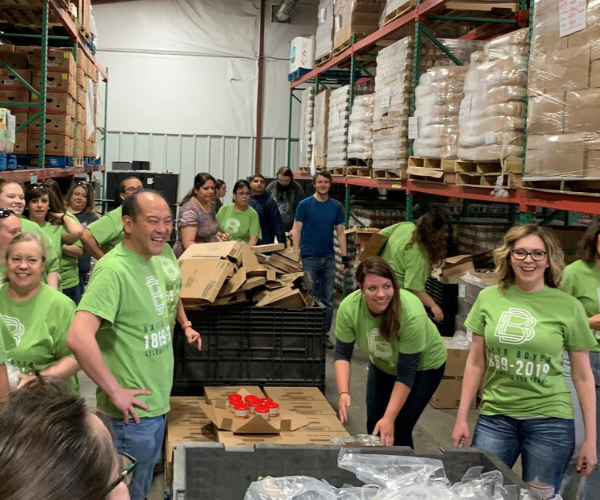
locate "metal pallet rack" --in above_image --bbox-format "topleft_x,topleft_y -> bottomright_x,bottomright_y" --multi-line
0,0 -> 108,186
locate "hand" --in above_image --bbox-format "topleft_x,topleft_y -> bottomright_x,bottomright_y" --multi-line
452,419 -> 471,447
338,393 -> 351,424
185,327 -> 202,351
577,438 -> 598,477
109,387 -> 151,424
340,265 -> 347,274
16,372 -> 37,389
48,212 -> 66,225
373,417 -> 395,446
431,304 -> 444,323
589,314 -> 600,331
217,232 -> 229,242
298,260 -> 303,271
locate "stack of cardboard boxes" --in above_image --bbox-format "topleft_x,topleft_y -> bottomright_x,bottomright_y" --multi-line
372,37 -> 413,177
525,0 -> 600,180
315,0 -> 335,62
326,85 -> 351,170
313,89 -> 330,168
333,0 -> 384,52
298,87 -> 315,169
430,337 -> 476,409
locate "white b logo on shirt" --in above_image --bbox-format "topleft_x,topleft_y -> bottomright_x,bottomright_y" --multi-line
367,328 -> 392,359
224,218 -> 240,234
494,308 -> 537,345
145,276 -> 165,315
158,256 -> 179,282
2,315 -> 24,346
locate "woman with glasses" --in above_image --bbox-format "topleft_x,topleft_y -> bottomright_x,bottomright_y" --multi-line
0,179 -> 60,289
0,208 -> 21,279
24,183 -> 84,301
0,379 -> 133,500
66,181 -> 99,298
1,233 -> 79,393
216,179 -> 261,245
452,224 -> 598,494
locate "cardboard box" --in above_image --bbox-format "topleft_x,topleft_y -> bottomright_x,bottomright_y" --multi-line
180,258 -> 234,304
31,92 -> 76,116
179,241 -> 244,264
28,134 -> 73,155
31,49 -> 76,75
527,92 -> 565,135
76,103 -> 85,123
203,386 -> 264,403
544,47 -> 590,94
279,399 -> 337,415
252,243 -> 285,253
254,285 -> 306,308
358,232 -> 388,261
565,89 -> 600,134
264,387 -> 327,402
14,131 -> 28,153
290,35 -> 315,73
297,414 -> 347,433
0,52 -> 29,70
443,337 -> 470,377
0,69 -> 31,89
28,113 -> 75,137
32,70 -> 77,98
217,430 -> 349,447
84,141 -> 96,156
0,89 -> 29,109
430,377 -> 476,409
525,133 -> 586,177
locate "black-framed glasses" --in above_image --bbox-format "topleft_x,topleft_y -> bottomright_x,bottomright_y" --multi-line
75,180 -> 90,187
106,452 -> 137,494
0,208 -> 14,218
511,249 -> 548,261
124,186 -> 143,194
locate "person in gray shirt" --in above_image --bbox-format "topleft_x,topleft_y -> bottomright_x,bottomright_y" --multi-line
265,166 -> 305,233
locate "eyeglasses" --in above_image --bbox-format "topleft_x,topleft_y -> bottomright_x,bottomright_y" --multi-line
124,186 -> 143,194
0,208 -> 14,218
75,181 -> 90,187
106,452 -> 137,494
511,249 -> 548,261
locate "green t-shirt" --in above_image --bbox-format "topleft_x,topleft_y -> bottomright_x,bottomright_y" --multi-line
563,259 -> 600,353
20,218 -> 60,277
0,282 -> 78,393
0,314 -> 16,365
156,244 -> 182,329
380,222 -> 430,291
88,206 -> 124,254
336,289 -> 447,375
216,203 -> 261,243
78,243 -> 173,419
38,214 -> 80,290
466,285 -> 596,419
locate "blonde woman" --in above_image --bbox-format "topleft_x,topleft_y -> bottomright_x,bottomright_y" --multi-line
452,224 -> 597,493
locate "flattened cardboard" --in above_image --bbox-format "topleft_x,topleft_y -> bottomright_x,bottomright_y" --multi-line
218,268 -> 247,297
267,255 -> 298,273
217,430 -> 349,447
271,289 -> 306,309
280,400 -> 337,415
273,251 -> 300,267
240,276 -> 266,291
359,232 -> 389,261
213,292 -> 248,306
241,243 -> 261,272
297,414 -> 347,433
280,250 -> 300,263
254,285 -> 296,306
179,241 -> 243,263
252,243 -> 285,253
443,338 -> 470,377
203,386 -> 264,402
180,259 -> 233,303
264,387 -> 328,402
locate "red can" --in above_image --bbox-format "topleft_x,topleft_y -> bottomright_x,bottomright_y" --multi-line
266,402 -> 280,417
259,398 -> 273,406
255,406 -> 270,420
234,403 -> 249,419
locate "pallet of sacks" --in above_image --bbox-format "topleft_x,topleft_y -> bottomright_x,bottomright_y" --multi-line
298,87 -> 315,170
326,86 -> 350,171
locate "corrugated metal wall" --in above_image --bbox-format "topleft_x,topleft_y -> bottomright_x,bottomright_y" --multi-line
102,131 -> 299,200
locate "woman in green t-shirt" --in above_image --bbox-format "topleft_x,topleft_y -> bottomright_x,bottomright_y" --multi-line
380,212 -> 447,322
24,183 -> 83,298
335,257 -> 447,447
216,179 -> 261,245
1,232 -> 79,393
561,219 -> 600,499
452,224 -> 597,494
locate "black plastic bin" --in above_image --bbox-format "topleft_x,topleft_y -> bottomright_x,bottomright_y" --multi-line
172,303 -> 327,395
171,444 -> 528,499
426,277 -> 459,337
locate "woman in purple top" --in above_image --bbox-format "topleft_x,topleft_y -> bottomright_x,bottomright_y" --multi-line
173,173 -> 226,257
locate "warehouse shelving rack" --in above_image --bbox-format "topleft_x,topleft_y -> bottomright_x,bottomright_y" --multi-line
0,0 -> 107,185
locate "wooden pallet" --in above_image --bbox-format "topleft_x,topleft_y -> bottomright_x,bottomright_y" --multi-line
523,179 -> 600,196
346,166 -> 372,177
456,172 -> 522,188
408,168 -> 456,184
382,0 -> 418,26
314,53 -> 332,67
453,158 -> 523,175
298,166 -> 311,174
74,157 -> 84,167
314,157 -> 326,168
371,169 -> 406,180
408,156 -> 457,173
330,167 -> 346,177
332,38 -> 353,56
0,0 -> 64,29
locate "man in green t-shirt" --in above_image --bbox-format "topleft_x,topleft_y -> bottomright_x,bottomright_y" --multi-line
81,176 -> 143,260
67,190 -> 173,500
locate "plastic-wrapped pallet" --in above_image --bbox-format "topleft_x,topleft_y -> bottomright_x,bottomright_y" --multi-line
315,0 -> 334,62
456,271 -> 497,334
373,36 -> 413,176
380,0 -> 416,27
525,0 -> 600,181
326,86 -> 351,169
420,38 -> 485,73
457,28 -> 529,162
333,0 -> 384,52
313,89 -> 330,168
347,93 -> 374,161
298,87 -> 315,169
413,66 -> 468,159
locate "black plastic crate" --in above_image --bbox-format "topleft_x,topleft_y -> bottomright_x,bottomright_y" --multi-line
171,444 -> 528,499
426,277 -> 459,337
172,303 -> 327,395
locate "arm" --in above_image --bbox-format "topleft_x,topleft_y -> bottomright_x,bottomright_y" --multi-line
334,339 -> 355,423
62,243 -> 84,258
589,315 -> 600,331
67,311 -> 150,423
34,356 -> 79,381
248,236 -> 259,247
179,226 -> 199,251
569,349 -> 598,476
409,290 -> 443,323
292,220 -> 303,256
81,228 -> 105,260
335,224 -> 348,271
176,299 -> 202,350
0,363 -> 8,402
452,334 -> 486,446
47,271 -> 59,290
60,214 -> 84,244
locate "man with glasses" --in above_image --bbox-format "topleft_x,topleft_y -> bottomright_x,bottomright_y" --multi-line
68,190 -> 174,500
81,176 -> 143,260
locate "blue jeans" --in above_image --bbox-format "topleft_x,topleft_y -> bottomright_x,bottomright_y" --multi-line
110,415 -> 167,500
302,255 -> 335,333
561,351 -> 600,500
473,414 -> 574,493
366,362 -> 445,448
62,284 -> 82,305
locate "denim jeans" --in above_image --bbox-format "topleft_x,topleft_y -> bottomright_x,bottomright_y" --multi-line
366,361 -> 445,448
560,351 -> 600,500
473,414 -> 575,493
302,255 -> 336,333
62,284 -> 82,305
110,415 -> 167,500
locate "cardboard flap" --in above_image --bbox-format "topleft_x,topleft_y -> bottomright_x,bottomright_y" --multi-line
178,241 -> 243,263
241,244 -> 261,272
359,233 -> 389,262
251,243 -> 285,253
280,419 -> 293,432
179,259 -> 233,302
218,268 -> 247,297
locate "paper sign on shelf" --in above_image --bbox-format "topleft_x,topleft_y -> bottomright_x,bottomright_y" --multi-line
334,16 -> 341,34
459,95 -> 471,125
333,110 -> 340,128
559,0 -> 587,37
408,117 -> 419,139
381,87 -> 391,109
311,130 -> 316,145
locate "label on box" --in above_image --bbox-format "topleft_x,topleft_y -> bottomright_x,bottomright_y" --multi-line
311,130 -> 316,145
408,116 -> 419,139
459,95 -> 471,124
320,7 -> 326,23
3,80 -> 13,85
299,139 -> 304,152
334,15 -> 341,33
381,87 -> 391,109
333,110 -> 340,128
559,0 -> 587,37
458,284 -> 465,298
485,131 -> 495,145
